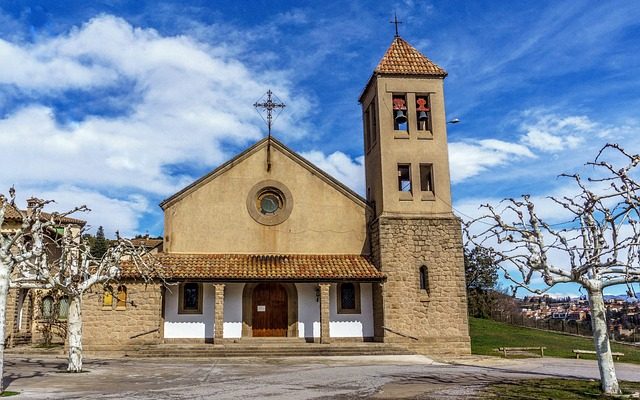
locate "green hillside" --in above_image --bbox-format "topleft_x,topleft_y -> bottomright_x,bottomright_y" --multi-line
469,317 -> 640,364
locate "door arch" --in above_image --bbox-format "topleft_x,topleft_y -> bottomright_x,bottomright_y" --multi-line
242,283 -> 298,337
252,283 -> 287,337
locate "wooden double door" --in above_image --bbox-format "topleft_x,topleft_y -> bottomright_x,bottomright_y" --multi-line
252,283 -> 288,337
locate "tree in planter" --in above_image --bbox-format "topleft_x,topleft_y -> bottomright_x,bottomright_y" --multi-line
17,226 -> 163,372
464,245 -> 499,318
464,144 -> 640,395
0,188 -> 86,392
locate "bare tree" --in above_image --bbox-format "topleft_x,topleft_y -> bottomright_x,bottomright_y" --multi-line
0,189 -> 85,392
16,225 -> 162,372
464,144 -> 640,395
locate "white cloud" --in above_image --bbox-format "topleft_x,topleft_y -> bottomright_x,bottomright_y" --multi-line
478,139 -> 534,157
449,139 -> 535,183
0,15 -> 313,233
300,151 -> 365,195
0,15 -> 311,191
449,111 -> 639,185
14,185 -> 147,238
519,112 -> 596,152
0,39 -> 119,91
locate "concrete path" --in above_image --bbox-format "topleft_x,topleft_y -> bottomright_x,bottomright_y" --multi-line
3,354 -> 640,399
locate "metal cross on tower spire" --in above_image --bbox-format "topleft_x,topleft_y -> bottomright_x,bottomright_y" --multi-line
390,12 -> 403,37
253,90 -> 286,171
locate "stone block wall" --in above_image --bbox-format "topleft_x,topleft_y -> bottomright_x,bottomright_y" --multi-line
5,288 -> 39,346
372,215 -> 470,355
81,281 -> 163,349
5,288 -> 17,345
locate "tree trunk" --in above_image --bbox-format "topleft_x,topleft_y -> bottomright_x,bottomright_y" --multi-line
66,295 -> 83,372
588,288 -> 621,394
0,268 -> 9,392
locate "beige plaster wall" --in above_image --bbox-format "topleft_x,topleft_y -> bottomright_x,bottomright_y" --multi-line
361,75 -> 454,218
163,145 -> 369,254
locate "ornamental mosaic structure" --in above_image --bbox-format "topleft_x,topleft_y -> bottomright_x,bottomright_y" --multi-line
6,35 -> 470,356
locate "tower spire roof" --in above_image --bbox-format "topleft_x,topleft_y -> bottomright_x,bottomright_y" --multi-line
374,36 -> 447,77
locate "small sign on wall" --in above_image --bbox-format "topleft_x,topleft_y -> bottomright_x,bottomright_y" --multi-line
257,305 -> 266,312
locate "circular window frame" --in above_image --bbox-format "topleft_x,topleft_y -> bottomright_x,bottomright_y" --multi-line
257,191 -> 283,215
246,180 -> 293,226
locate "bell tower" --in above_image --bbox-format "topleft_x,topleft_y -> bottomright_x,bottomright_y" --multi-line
361,36 -> 470,355
359,35 -> 453,217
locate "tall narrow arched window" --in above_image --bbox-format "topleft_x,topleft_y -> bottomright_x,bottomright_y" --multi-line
392,94 -> 408,131
420,266 -> 430,293
116,285 -> 127,310
41,296 -> 54,319
58,297 -> 69,320
103,285 -> 113,309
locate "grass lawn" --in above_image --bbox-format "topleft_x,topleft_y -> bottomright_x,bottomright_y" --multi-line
469,317 -> 640,364
479,378 -> 640,399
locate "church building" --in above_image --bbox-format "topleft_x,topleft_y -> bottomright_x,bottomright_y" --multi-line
14,34 -> 471,356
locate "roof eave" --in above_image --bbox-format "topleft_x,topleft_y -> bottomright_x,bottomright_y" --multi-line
359,71 -> 448,104
160,136 -> 370,211
156,276 -> 386,283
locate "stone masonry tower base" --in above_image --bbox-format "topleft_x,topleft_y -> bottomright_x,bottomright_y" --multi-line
371,216 -> 470,356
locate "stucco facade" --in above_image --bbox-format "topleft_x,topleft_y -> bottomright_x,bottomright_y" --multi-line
162,141 -> 369,255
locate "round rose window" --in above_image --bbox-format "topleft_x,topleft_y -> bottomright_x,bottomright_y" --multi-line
247,180 -> 293,226
258,190 -> 282,215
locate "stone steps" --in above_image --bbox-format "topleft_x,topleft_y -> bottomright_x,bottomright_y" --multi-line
12,333 -> 32,346
128,342 -> 415,358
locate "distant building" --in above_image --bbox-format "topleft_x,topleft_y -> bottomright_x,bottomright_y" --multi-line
3,200 -> 86,346
129,235 -> 163,254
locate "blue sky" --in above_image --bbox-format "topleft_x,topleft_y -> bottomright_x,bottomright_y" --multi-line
1,1 -> 639,296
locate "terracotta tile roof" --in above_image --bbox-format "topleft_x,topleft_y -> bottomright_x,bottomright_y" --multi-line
375,36 -> 447,77
122,253 -> 385,282
130,237 -> 163,249
2,205 -> 86,226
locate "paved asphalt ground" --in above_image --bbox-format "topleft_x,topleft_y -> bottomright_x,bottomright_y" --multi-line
3,354 -> 640,399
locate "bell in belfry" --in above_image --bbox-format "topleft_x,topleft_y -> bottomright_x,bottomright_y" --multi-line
395,109 -> 407,124
418,111 -> 428,121
392,97 -> 408,125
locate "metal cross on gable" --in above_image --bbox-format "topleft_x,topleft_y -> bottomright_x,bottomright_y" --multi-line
253,90 -> 286,139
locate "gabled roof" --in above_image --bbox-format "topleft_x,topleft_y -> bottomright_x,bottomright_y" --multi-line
2,204 -> 86,226
374,36 -> 447,76
122,253 -> 385,282
160,136 -> 368,210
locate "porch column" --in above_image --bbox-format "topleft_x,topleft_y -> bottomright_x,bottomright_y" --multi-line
213,283 -> 225,344
319,283 -> 331,344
